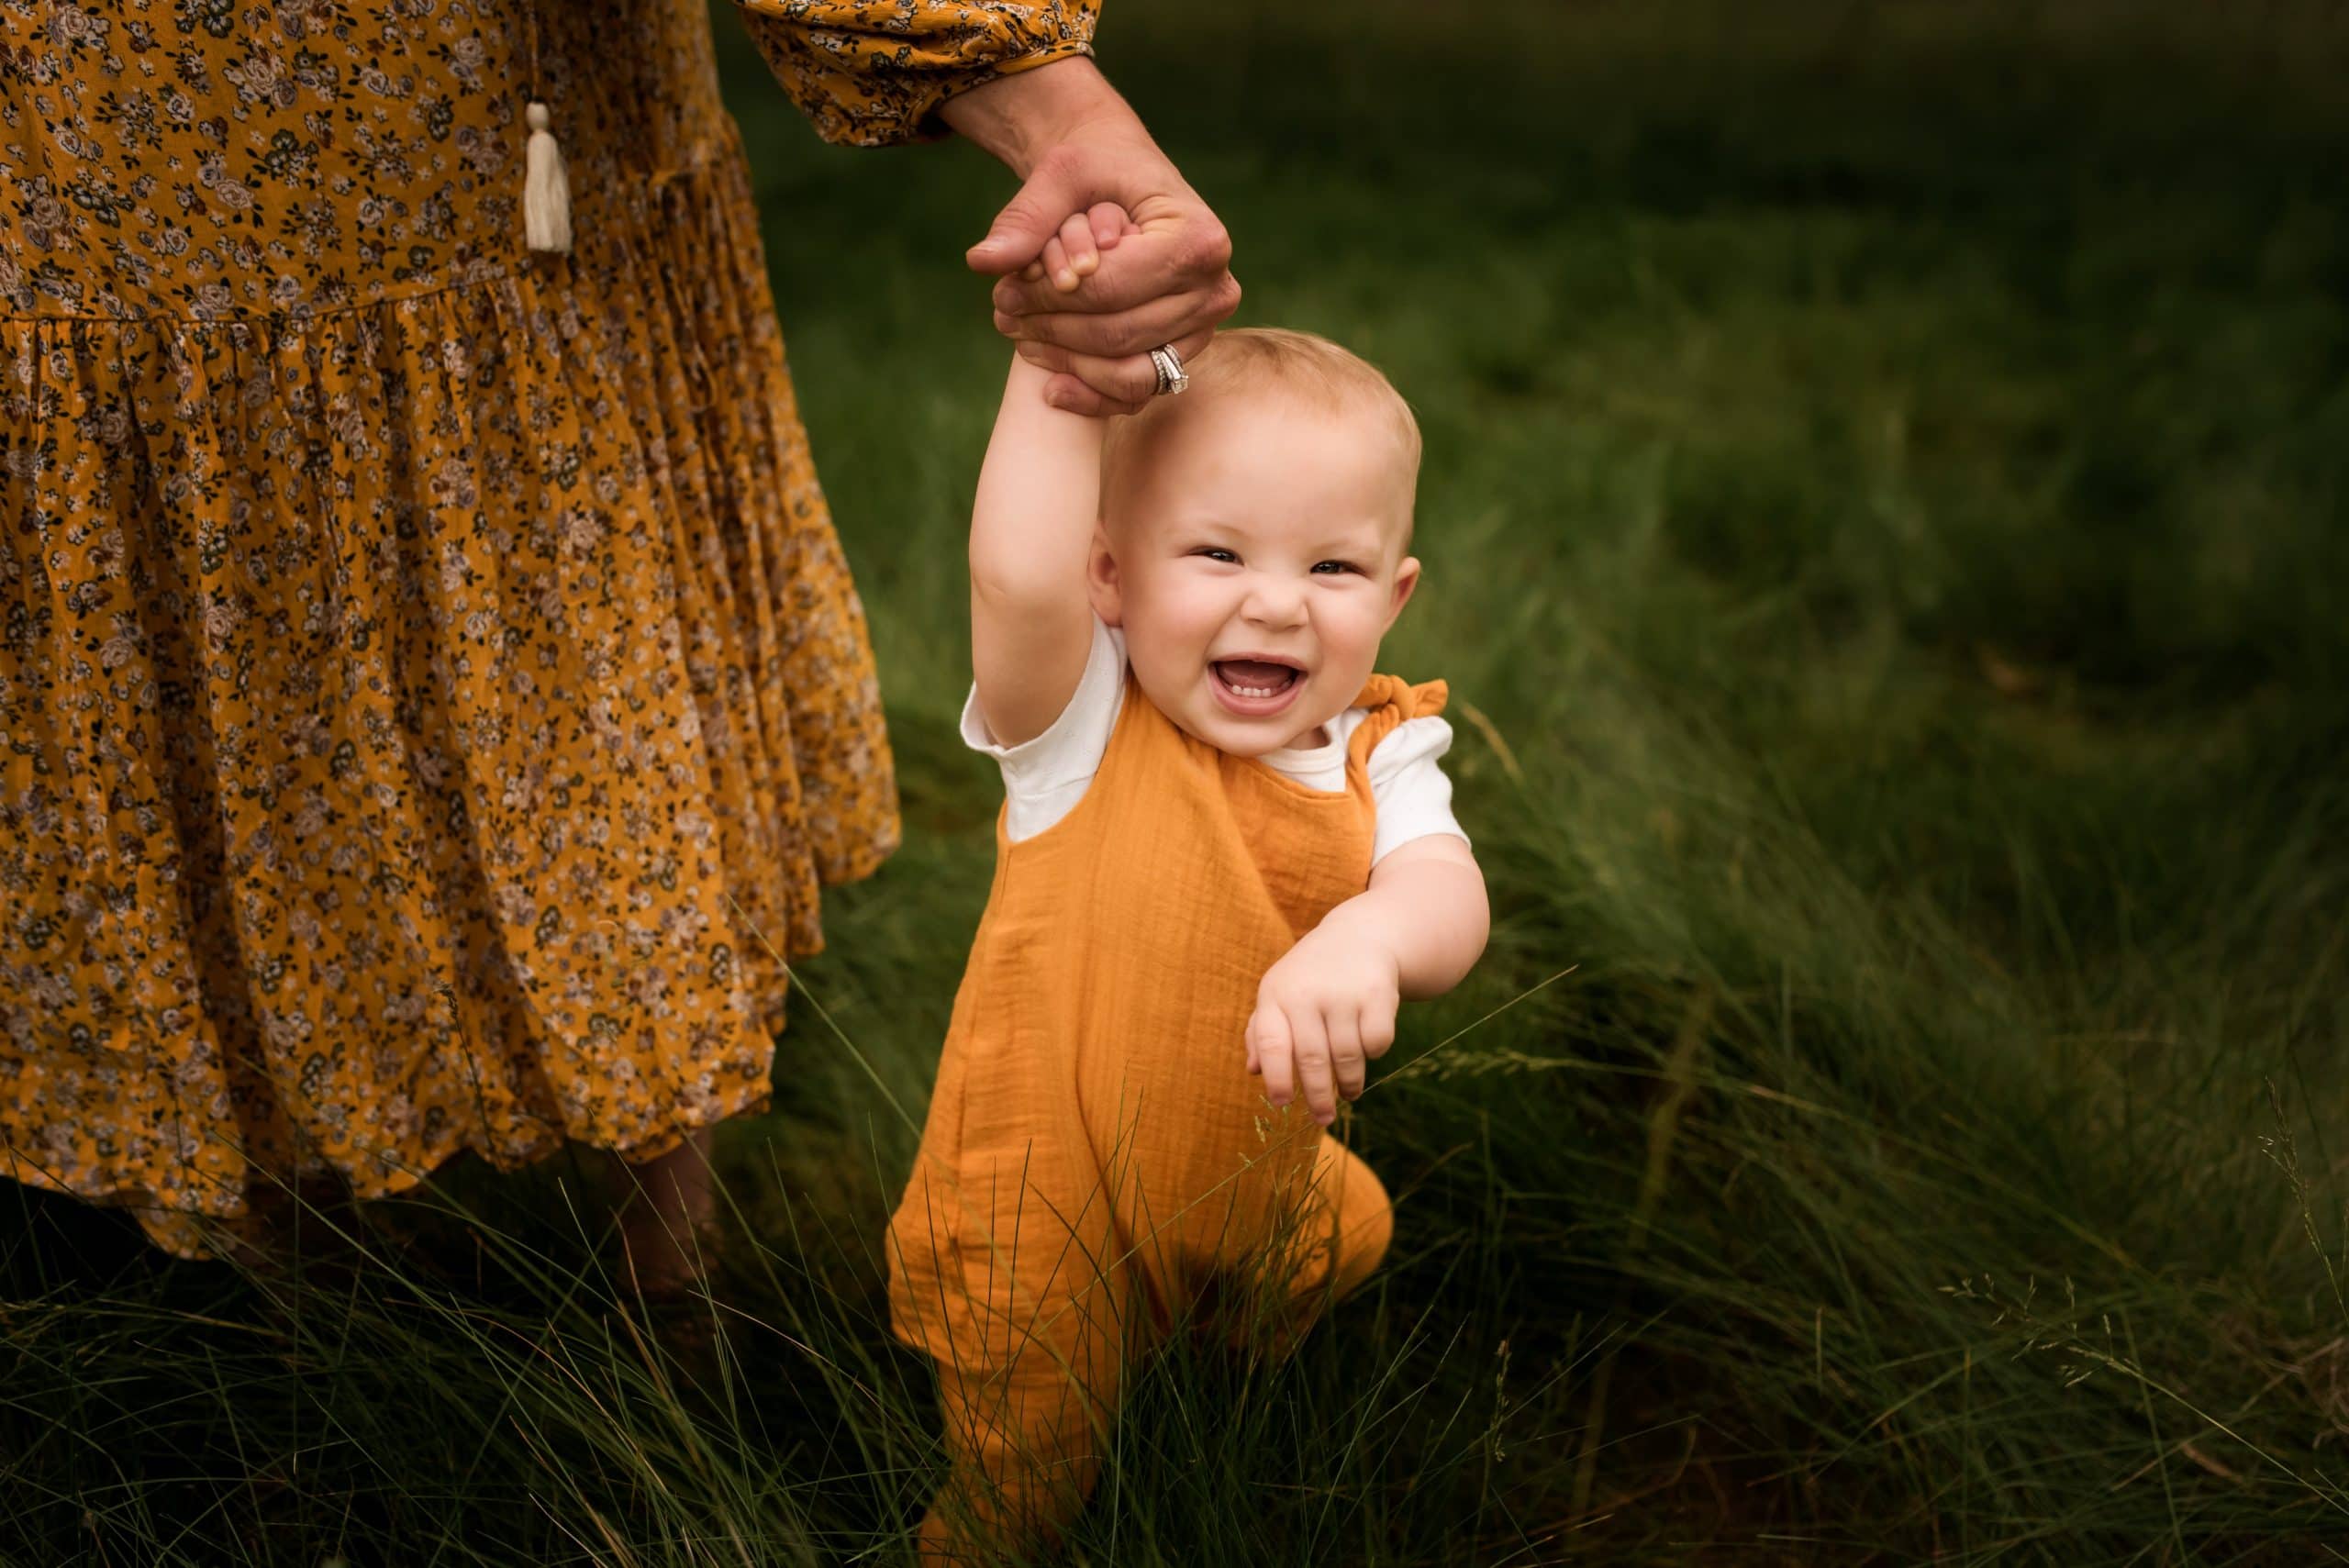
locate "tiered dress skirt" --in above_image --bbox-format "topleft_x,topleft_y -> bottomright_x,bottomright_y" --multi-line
0,0 -> 900,1254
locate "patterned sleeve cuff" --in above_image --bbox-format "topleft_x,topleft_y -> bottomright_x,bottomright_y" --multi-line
731,2 -> 1102,149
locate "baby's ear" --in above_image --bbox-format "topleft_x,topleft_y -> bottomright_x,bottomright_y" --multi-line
1385,555 -> 1421,628
1085,523 -> 1124,627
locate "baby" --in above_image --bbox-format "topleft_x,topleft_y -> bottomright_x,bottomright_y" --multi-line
887,212 -> 1489,1562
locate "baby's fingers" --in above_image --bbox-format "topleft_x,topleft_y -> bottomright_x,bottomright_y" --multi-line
1028,207 -> 1132,284
1328,1006 -> 1368,1106
1251,1006 -> 1295,1106
1041,234 -> 1076,293
1044,214 -> 1098,291
1361,994 -> 1399,1061
1087,200 -> 1138,251
1289,1009 -> 1336,1125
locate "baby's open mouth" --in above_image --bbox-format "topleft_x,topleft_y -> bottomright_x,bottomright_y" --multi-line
1212,658 -> 1302,699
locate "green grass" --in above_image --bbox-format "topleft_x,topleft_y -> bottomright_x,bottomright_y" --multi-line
7,2 -> 2349,1562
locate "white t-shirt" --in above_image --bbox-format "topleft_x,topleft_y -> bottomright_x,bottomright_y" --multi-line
959,617 -> 1467,866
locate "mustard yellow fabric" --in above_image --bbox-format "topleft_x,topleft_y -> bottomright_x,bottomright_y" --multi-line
887,669 -> 1446,1552
738,0 -> 1102,148
0,0 -> 1084,1257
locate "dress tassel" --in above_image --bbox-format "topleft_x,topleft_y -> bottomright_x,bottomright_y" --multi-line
524,100 -> 573,254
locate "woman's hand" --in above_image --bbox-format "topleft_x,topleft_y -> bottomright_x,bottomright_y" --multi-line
941,59 -> 1241,415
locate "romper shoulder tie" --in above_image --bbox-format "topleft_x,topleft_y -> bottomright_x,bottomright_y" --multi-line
1345,674 -> 1450,765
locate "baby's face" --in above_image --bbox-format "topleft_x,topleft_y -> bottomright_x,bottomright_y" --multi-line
1091,391 -> 1420,757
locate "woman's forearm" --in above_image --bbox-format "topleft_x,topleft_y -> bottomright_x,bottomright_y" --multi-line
937,57 -> 1144,179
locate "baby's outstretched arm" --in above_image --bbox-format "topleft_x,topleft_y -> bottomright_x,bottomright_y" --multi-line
1246,836 -> 1489,1125
968,205 -> 1140,746
968,354 -> 1106,747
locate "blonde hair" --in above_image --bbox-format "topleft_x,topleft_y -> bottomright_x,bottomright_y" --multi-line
1101,328 -> 1422,539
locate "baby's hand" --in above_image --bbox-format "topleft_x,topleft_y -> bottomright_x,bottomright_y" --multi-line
1245,923 -> 1401,1127
1020,202 -> 1143,295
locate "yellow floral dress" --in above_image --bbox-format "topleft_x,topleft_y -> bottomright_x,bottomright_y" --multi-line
0,0 -> 1097,1257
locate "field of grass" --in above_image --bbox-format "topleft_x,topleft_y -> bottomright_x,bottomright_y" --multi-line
7,2 -> 2349,1562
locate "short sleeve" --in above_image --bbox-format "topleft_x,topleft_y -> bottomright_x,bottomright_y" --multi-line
730,2 -> 1101,148
1364,717 -> 1469,866
959,615 -> 1127,841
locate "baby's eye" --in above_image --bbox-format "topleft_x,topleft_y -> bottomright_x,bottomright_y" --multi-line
1310,559 -> 1364,575
1193,547 -> 1240,564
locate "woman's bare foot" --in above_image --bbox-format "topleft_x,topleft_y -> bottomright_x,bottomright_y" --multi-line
613,1126 -> 718,1299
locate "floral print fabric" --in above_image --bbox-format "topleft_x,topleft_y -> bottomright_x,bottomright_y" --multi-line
738,1 -> 1099,147
0,0 -> 1084,1256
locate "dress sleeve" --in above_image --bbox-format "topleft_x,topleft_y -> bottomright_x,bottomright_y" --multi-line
730,2 -> 1102,148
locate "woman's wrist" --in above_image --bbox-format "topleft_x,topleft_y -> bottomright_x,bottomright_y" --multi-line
939,56 -> 1142,179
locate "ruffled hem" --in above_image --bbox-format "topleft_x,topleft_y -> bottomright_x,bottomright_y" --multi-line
0,134 -> 898,1257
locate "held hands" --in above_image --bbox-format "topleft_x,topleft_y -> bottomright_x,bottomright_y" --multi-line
1013,204 -> 1143,409
944,60 -> 1241,416
1245,920 -> 1402,1128
1019,203 -> 1143,295
980,151 -> 1236,416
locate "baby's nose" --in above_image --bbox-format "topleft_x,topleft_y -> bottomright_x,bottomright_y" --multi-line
1241,577 -> 1307,627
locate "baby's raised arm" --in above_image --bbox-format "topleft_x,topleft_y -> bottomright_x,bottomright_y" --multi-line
968,205 -> 1141,747
967,353 -> 1105,747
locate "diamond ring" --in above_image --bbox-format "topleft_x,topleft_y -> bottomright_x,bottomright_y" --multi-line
1148,343 -> 1190,396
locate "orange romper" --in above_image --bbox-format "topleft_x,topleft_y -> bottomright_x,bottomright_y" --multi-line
885,665 -> 1449,1552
